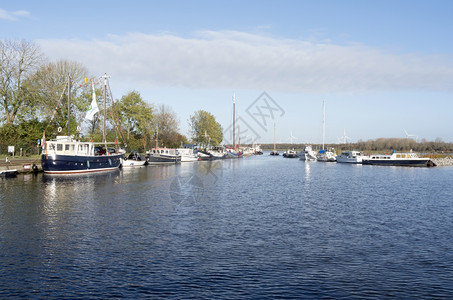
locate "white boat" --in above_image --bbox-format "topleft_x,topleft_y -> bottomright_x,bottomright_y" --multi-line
207,147 -> 227,160
177,148 -> 199,162
336,151 -> 367,164
299,145 -> 317,161
283,149 -> 299,158
362,150 -> 435,167
251,143 -> 263,155
122,151 -> 147,167
317,148 -> 337,162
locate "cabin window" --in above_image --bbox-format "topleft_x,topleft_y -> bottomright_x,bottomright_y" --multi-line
65,144 -> 70,151
57,144 -> 63,151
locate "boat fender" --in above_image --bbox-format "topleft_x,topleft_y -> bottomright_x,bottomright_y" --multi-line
58,127 -> 62,133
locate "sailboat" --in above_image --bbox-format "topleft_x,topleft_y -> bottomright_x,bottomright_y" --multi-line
316,99 -> 336,162
269,122 -> 279,155
41,74 -> 125,174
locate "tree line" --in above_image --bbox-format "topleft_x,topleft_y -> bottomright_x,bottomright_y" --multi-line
262,137 -> 453,153
0,39 -> 223,155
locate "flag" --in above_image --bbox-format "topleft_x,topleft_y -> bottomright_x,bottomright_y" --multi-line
85,82 -> 99,121
42,131 -> 46,150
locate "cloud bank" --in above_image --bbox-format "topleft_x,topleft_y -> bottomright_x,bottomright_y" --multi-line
0,9 -> 29,21
38,30 -> 453,93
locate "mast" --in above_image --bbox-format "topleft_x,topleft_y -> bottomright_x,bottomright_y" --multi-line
67,75 -> 71,137
155,126 -> 159,149
233,93 -> 236,149
322,99 -> 325,149
103,74 -> 108,145
273,122 -> 276,153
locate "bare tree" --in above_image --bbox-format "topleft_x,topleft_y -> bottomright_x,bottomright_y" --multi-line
153,104 -> 181,148
0,39 -> 45,124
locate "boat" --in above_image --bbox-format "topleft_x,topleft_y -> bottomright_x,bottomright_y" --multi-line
299,145 -> 317,161
336,150 -> 367,164
317,148 -> 337,162
362,150 -> 435,167
316,99 -> 336,162
146,123 -> 181,164
202,146 -> 226,160
239,146 -> 256,157
252,143 -> 263,155
146,148 -> 181,164
122,151 -> 147,167
225,147 -> 242,158
177,148 -> 199,162
0,169 -> 17,177
41,74 -> 124,174
283,149 -> 299,158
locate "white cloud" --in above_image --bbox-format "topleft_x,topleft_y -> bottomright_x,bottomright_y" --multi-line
0,9 -> 29,21
37,30 -> 453,93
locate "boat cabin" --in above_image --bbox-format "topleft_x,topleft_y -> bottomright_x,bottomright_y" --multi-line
44,136 -> 117,157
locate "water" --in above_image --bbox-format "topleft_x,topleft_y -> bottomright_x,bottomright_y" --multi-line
1,156 -> 453,299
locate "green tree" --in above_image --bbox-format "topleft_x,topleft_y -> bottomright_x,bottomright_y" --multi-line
116,91 -> 154,151
27,59 -> 90,137
189,110 -> 223,146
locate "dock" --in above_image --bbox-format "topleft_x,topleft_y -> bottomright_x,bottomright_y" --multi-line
0,157 -> 42,175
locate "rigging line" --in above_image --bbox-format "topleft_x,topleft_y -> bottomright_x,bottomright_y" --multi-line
106,78 -> 126,147
49,84 -> 68,123
35,82 -> 68,167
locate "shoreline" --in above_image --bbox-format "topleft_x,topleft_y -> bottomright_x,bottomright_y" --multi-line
1,155 -> 453,175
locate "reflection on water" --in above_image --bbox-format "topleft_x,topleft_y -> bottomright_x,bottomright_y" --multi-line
1,156 -> 453,299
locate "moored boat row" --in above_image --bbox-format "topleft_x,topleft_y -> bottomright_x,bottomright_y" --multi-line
273,146 -> 435,167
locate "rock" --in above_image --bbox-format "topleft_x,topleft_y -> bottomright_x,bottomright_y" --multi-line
431,157 -> 453,167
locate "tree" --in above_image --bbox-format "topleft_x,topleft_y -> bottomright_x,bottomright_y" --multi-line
189,110 -> 223,146
0,39 -> 44,124
153,104 -> 182,148
27,59 -> 90,136
116,91 -> 154,150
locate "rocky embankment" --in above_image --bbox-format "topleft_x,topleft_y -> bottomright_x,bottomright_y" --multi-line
431,156 -> 453,167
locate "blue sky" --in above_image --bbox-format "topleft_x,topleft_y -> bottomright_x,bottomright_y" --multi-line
2,0 -> 453,144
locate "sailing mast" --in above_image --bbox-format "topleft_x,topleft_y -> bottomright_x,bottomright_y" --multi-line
233,93 -> 236,149
102,74 -> 108,148
67,75 -> 71,137
273,122 -> 277,153
155,126 -> 159,149
322,99 -> 326,150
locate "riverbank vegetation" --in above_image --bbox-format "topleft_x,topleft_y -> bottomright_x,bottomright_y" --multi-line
261,137 -> 453,154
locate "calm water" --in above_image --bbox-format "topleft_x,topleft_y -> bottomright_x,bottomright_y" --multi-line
1,155 -> 453,299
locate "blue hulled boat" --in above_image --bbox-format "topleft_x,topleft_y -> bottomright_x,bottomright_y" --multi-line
41,137 -> 124,174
